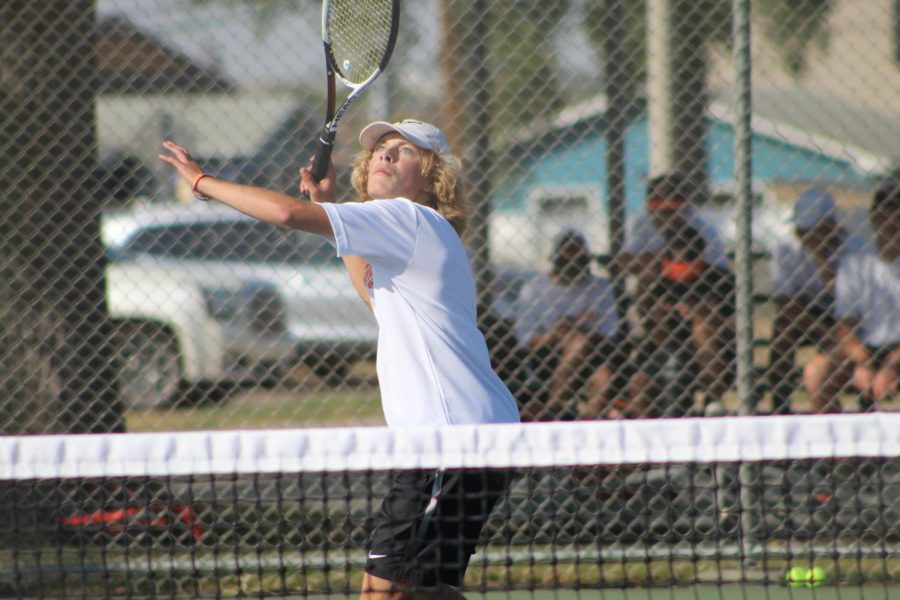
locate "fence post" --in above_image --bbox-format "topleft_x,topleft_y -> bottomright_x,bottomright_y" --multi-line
732,0 -> 754,417
603,0 -> 630,343
732,0 -> 761,561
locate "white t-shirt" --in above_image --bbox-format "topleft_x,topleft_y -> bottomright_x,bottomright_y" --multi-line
514,274 -> 620,346
622,209 -> 729,269
835,251 -> 900,347
323,198 -> 521,427
770,232 -> 868,309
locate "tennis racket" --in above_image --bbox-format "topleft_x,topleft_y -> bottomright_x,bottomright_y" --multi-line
310,0 -> 400,182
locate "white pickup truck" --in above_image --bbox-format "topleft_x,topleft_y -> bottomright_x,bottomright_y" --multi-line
103,203 -> 378,409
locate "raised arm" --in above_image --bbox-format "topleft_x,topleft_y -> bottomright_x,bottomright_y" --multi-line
159,141 -> 333,236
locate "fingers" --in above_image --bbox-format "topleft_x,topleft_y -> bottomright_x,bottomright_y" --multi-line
298,167 -> 311,192
162,140 -> 189,156
297,156 -> 337,202
297,163 -> 320,199
158,141 -> 206,186
160,140 -> 196,164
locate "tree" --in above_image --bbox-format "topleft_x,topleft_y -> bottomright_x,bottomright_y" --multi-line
586,0 -> 834,201
487,2 -> 568,133
0,1 -> 121,433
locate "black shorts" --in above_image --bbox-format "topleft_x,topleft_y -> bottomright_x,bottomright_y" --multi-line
365,468 -> 511,589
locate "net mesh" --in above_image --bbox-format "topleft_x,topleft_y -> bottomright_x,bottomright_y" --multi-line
326,0 -> 396,85
3,1 -> 900,435
2,415 -> 897,598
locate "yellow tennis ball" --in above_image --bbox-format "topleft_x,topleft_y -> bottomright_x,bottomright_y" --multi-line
785,566 -> 808,587
806,566 -> 826,587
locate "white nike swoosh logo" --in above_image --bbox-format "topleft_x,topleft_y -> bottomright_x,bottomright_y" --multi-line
367,552 -> 388,559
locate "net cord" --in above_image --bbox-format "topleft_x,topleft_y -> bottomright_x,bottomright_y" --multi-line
1,414 -> 897,480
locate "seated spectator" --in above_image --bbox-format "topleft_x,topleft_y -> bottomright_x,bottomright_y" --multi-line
617,172 -> 729,316
478,271 -> 532,404
616,172 -> 731,416
513,229 -> 621,421
808,181 -> 900,411
765,189 -> 868,414
625,224 -> 736,417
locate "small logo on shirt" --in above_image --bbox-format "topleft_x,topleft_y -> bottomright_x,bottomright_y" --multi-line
364,263 -> 374,289
367,551 -> 388,560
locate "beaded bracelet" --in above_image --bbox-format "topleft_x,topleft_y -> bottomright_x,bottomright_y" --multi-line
191,173 -> 212,202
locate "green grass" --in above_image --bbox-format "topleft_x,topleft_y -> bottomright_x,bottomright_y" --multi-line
126,387 -> 384,431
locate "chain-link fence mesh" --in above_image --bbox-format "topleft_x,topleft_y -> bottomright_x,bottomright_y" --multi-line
1,0 -> 898,434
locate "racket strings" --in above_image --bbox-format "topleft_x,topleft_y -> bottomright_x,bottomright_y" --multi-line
328,0 -> 395,84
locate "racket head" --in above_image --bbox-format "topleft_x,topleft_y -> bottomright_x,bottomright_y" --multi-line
322,0 -> 399,88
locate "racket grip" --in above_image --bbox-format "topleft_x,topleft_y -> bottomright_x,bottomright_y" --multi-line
311,135 -> 335,183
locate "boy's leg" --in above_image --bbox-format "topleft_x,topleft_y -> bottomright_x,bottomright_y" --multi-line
547,330 -> 589,419
580,364 -> 616,419
364,471 -> 435,598
690,304 -> 734,412
767,302 -> 835,414
424,470 -> 511,593
360,572 -> 464,600
364,469 -> 509,598
866,346 -> 900,410
768,303 -> 802,414
805,347 -> 853,413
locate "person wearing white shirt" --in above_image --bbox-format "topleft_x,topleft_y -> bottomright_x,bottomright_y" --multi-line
766,189 -> 869,414
159,119 -> 520,599
513,229 -> 621,421
817,181 -> 900,411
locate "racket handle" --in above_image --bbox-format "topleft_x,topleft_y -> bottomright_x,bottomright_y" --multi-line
311,133 -> 335,183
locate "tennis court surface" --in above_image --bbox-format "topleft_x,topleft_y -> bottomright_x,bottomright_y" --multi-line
304,587 -> 891,599
1,414 -> 897,598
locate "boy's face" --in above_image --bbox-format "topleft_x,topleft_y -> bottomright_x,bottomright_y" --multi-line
649,200 -> 688,235
796,219 -> 838,256
367,133 -> 432,202
552,239 -> 591,279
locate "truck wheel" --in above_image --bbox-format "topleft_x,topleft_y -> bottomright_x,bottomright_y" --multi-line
116,324 -> 182,410
311,360 -> 348,387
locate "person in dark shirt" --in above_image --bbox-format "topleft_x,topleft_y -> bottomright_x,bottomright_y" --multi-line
624,224 -> 736,417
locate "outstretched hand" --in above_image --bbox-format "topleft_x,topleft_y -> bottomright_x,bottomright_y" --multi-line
158,141 -> 204,184
298,158 -> 337,203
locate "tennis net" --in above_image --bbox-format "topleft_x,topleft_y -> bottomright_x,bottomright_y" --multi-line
1,414 -> 897,598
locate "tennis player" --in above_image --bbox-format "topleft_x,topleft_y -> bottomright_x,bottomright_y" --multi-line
160,119 -> 520,599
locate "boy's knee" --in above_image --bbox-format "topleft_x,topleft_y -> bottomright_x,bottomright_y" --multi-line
802,353 -> 830,383
872,371 -> 898,399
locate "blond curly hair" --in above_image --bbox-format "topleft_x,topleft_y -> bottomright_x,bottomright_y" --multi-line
350,148 -> 470,236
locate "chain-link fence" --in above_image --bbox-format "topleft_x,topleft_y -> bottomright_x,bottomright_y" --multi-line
1,0 -> 898,434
